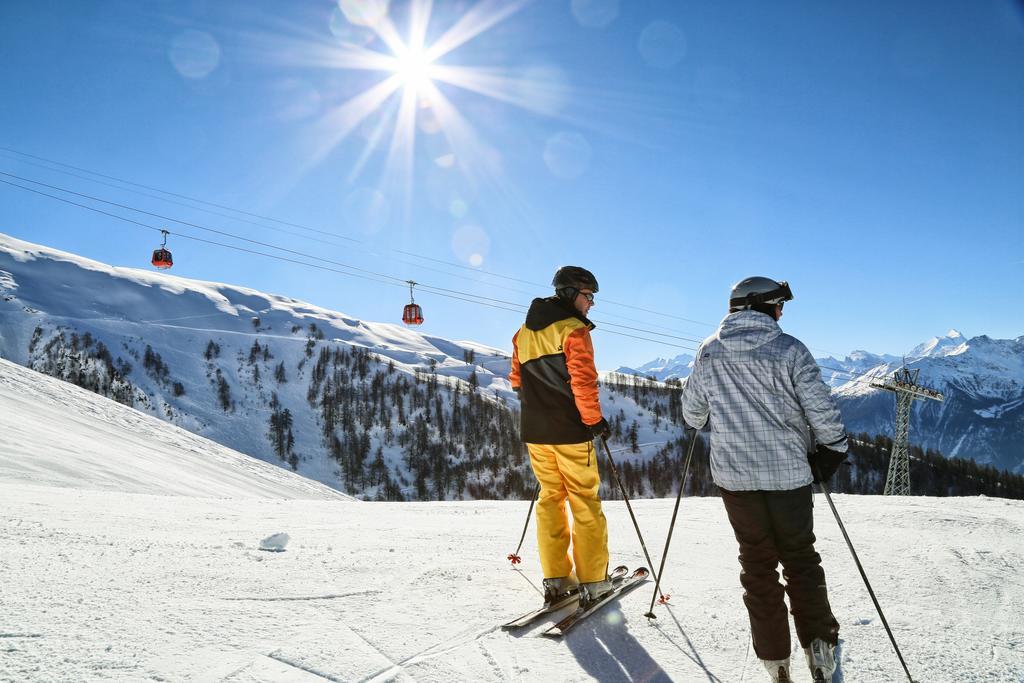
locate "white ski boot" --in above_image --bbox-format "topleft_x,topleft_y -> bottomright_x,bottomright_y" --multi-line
578,577 -> 614,610
762,658 -> 791,682
804,638 -> 837,682
541,575 -> 578,607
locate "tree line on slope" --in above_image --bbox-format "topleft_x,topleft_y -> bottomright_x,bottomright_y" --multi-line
599,373 -> 1024,501
23,327 -> 1024,501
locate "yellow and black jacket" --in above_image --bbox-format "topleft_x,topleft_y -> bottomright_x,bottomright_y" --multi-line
510,297 -> 602,444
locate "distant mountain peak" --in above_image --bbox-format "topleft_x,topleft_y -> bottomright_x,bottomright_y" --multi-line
908,329 -> 968,359
614,352 -> 694,380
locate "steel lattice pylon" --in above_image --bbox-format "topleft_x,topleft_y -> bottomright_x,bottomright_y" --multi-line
871,366 -> 943,496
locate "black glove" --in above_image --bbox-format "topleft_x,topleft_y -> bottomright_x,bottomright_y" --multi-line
587,418 -> 611,440
808,444 -> 847,484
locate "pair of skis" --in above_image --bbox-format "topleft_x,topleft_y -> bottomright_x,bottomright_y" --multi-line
500,565 -> 649,637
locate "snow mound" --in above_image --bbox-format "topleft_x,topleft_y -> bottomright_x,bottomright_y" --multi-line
259,532 -> 290,552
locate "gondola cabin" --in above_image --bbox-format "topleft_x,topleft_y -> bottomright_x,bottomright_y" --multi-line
402,303 -> 424,326
151,247 -> 173,269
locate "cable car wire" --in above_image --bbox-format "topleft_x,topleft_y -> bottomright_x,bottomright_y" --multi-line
0,170 -> 886,365
2,147 -> 893,354
0,163 -> 711,337
0,146 -> 360,244
0,147 -> 717,330
0,170 -> 710,345
0,176 -> 700,349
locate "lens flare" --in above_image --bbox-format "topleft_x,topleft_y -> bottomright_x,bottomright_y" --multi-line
169,30 -> 221,79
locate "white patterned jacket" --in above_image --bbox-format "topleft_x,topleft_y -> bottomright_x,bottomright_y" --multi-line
680,310 -> 848,491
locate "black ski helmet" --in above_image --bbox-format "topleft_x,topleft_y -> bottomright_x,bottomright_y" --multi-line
729,276 -> 793,312
552,265 -> 599,293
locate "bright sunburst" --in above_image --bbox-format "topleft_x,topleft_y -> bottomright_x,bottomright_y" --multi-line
389,45 -> 435,92
304,0 -> 544,221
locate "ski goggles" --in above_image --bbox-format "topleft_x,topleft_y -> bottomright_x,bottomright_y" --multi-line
729,281 -> 793,308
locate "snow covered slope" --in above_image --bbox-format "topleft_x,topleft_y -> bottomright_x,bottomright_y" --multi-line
0,232 -> 709,500
3,436 -> 1023,680
0,232 -> 523,499
0,357 -> 347,500
2,286 -> 1023,681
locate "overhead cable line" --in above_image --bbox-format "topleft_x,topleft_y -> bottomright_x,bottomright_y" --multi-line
0,163 -> 881,365
0,177 -> 697,350
0,170 -> 708,346
0,152 -> 583,308
0,152 -> 352,249
0,161 -> 708,337
0,146 -> 359,244
0,146 -> 718,331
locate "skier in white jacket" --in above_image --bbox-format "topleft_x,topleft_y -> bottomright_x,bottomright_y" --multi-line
680,277 -> 848,683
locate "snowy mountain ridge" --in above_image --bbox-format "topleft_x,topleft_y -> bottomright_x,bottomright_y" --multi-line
615,352 -> 694,381
1,232 -> 699,500
907,328 -> 968,360
0,231 -> 530,499
3,230 -> 1021,490
624,326 -> 1024,473
829,332 -> 1024,473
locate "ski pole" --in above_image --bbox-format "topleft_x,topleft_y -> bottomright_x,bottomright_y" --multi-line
507,482 -> 540,566
816,470 -> 915,682
600,436 -> 659,588
644,428 -> 698,619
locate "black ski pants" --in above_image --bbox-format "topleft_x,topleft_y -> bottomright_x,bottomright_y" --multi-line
719,485 -> 839,661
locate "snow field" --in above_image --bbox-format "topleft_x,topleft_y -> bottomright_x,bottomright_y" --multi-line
3,486 -> 1022,682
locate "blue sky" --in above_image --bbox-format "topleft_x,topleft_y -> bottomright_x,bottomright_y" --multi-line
1,0 -> 1021,369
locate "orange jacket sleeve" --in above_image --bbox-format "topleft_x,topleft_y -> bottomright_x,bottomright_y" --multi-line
564,326 -> 602,425
509,330 -> 521,390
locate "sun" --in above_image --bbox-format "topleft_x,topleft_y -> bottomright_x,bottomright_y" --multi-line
391,45 -> 435,93
306,0 -> 542,219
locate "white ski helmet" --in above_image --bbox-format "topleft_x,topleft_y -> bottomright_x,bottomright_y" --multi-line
729,277 -> 793,312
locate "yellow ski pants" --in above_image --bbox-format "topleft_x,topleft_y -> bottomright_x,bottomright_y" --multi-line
527,441 -> 609,583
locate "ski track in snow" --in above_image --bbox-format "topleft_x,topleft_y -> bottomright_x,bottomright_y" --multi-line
2,346 -> 1024,680
4,471 -> 1024,682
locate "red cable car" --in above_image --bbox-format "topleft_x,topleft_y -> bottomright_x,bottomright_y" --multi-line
152,230 -> 173,269
403,281 -> 424,326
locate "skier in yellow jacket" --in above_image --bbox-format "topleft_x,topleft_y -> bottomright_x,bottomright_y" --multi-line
509,266 -> 613,608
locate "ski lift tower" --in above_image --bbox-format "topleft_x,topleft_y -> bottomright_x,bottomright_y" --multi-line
871,366 -> 943,495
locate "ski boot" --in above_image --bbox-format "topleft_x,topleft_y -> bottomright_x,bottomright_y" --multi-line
577,576 -> 614,610
762,658 -> 791,682
804,638 -> 837,682
541,575 -> 578,607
